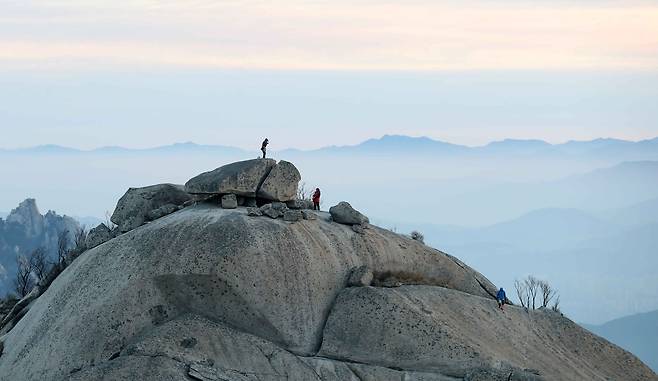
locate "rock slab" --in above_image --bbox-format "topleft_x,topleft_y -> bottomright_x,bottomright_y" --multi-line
111,184 -> 192,232
184,159 -> 276,197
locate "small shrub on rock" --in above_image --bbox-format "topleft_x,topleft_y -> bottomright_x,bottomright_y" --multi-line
410,230 -> 424,243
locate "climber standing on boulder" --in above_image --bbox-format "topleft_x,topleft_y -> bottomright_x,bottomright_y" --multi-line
497,287 -> 506,310
261,138 -> 269,158
312,188 -> 321,211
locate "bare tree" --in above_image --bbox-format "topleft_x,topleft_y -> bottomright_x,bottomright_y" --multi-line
296,182 -> 313,201
525,276 -> 540,310
514,279 -> 527,308
105,211 -> 117,230
515,276 -> 560,312
539,280 -> 557,308
14,255 -> 34,297
57,230 -> 70,266
67,226 -> 88,261
28,247 -> 49,283
551,295 -> 561,312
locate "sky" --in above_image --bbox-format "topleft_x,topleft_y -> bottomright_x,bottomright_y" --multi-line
1,0 -> 658,149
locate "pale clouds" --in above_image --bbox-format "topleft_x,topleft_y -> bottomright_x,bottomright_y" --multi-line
2,0 -> 658,70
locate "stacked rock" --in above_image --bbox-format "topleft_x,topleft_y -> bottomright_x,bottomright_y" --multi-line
107,159 -> 371,240
184,159 -> 301,209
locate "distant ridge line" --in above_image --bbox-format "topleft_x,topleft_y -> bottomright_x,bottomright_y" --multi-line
1,134 -> 657,154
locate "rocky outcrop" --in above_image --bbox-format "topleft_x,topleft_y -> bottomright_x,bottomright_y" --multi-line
257,160 -> 301,202
185,159 -> 303,204
0,159 -> 654,381
184,159 -> 276,197
0,199 -> 79,296
329,201 -> 369,225
0,205 -> 512,380
85,223 -> 113,249
318,286 -> 652,380
110,184 -> 191,232
0,286 -> 40,335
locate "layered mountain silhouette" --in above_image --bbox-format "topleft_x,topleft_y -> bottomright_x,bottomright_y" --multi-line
3,135 -> 658,158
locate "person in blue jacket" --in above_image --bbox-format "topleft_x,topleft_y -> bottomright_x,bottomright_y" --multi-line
496,287 -> 506,310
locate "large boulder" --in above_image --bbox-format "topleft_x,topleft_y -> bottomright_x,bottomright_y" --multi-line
329,201 -> 369,225
85,223 -> 113,249
111,184 -> 191,232
0,206 -> 653,380
257,160 -> 301,202
184,159 -> 276,197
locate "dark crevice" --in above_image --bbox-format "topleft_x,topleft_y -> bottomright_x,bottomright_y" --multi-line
444,253 -> 497,300
345,363 -> 365,381
255,165 -> 276,196
311,286 -> 346,356
475,277 -> 497,300
305,354 -> 462,380
108,351 -> 121,361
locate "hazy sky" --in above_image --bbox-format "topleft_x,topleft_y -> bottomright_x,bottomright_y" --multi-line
1,0 -> 658,149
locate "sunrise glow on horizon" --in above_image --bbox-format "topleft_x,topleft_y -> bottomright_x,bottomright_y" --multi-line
2,0 -> 658,71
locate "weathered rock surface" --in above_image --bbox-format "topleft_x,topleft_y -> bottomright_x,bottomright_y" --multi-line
111,184 -> 191,232
184,159 -> 276,196
301,210 -> 317,220
85,223 -> 113,249
246,207 -> 262,217
146,203 -> 179,221
319,286 -> 653,380
0,204 -> 654,381
329,201 -> 369,225
257,160 -> 301,202
347,265 -> 373,287
283,210 -> 303,222
0,205 -> 505,380
221,194 -> 238,209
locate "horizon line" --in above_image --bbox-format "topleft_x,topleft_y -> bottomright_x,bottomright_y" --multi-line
1,134 -> 657,153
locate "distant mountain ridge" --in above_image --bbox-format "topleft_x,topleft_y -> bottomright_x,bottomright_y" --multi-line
0,199 -> 79,297
2,135 -> 658,157
584,310 -> 658,372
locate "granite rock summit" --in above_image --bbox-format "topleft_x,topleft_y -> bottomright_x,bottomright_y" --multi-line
0,160 -> 655,381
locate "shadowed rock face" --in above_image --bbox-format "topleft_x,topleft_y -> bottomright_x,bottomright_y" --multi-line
0,205 -> 654,381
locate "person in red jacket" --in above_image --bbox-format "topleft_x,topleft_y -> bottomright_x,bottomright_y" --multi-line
312,188 -> 321,211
